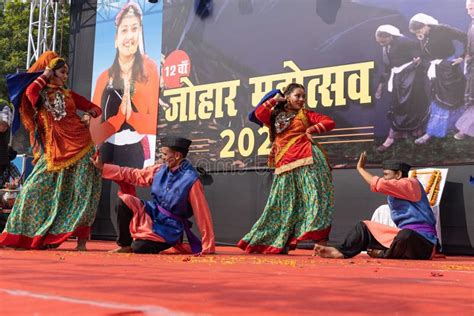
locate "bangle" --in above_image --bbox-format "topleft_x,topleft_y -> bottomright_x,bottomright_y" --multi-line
306,126 -> 316,134
264,98 -> 277,109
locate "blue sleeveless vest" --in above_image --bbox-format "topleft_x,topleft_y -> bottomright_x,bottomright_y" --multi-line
144,160 -> 199,244
388,180 -> 438,245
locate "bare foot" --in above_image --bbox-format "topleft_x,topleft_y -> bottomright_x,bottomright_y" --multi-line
414,134 -> 431,145
75,238 -> 87,251
314,239 -> 328,246
454,132 -> 467,140
313,244 -> 344,258
109,246 -> 132,253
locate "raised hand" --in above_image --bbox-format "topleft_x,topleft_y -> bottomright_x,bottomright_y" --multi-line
357,151 -> 367,170
272,93 -> 286,103
451,57 -> 464,66
43,67 -> 53,79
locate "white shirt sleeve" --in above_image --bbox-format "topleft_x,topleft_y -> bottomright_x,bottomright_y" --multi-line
0,106 -> 12,127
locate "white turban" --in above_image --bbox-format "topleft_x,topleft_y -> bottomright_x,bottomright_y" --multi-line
376,25 -> 402,37
410,13 -> 439,26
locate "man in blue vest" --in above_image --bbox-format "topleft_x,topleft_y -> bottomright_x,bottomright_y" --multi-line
313,152 -> 438,260
92,136 -> 216,254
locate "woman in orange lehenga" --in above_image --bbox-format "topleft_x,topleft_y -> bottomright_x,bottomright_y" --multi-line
0,51 -> 102,250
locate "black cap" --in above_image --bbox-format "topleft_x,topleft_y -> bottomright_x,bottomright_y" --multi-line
382,160 -> 411,174
161,136 -> 192,155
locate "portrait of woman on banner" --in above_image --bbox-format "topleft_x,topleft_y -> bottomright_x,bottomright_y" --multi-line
90,1 -> 159,168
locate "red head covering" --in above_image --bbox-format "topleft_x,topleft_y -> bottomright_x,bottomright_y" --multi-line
21,51 -> 61,153
27,51 -> 59,73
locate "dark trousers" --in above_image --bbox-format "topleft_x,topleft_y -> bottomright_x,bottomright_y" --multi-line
115,199 -> 172,254
336,221 -> 434,260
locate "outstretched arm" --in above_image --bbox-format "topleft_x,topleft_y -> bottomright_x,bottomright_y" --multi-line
356,152 -> 422,202
90,153 -> 161,186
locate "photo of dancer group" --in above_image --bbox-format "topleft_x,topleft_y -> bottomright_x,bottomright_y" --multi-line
158,0 -> 473,171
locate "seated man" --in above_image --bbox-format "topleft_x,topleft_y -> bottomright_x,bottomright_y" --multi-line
91,136 -> 215,254
0,147 -> 21,189
0,101 -> 17,189
314,152 -> 438,260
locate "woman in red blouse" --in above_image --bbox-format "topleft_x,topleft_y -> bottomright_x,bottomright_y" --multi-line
0,52 -> 102,251
238,83 -> 336,254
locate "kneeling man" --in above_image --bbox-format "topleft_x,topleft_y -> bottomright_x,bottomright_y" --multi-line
92,136 -> 215,254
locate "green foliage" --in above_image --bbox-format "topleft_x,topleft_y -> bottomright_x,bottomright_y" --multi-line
0,1 -> 70,102
0,1 -> 30,101
0,1 -> 70,154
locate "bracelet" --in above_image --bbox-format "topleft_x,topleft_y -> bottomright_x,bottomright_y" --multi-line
264,98 -> 277,109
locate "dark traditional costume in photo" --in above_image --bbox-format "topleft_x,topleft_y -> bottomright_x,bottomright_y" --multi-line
0,52 -> 102,249
375,25 -> 430,152
454,16 -> 474,140
409,14 -> 467,144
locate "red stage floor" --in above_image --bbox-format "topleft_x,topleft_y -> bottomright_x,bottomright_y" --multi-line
0,240 -> 473,315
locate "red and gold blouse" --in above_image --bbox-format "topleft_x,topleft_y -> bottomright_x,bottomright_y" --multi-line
25,74 -> 102,171
255,98 -> 335,174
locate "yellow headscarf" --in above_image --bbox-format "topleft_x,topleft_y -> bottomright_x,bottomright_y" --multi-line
48,57 -> 66,70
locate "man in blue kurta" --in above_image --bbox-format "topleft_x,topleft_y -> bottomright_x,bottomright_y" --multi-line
92,136 -> 215,254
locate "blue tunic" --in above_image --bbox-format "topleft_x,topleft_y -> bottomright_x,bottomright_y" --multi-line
388,180 -> 438,245
144,160 -> 199,245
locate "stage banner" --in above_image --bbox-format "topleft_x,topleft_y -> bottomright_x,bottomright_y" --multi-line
90,0 -> 162,168
158,0 -> 474,171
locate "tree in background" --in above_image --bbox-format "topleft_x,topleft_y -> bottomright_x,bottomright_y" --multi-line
0,0 -> 70,153
0,1 -> 29,103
